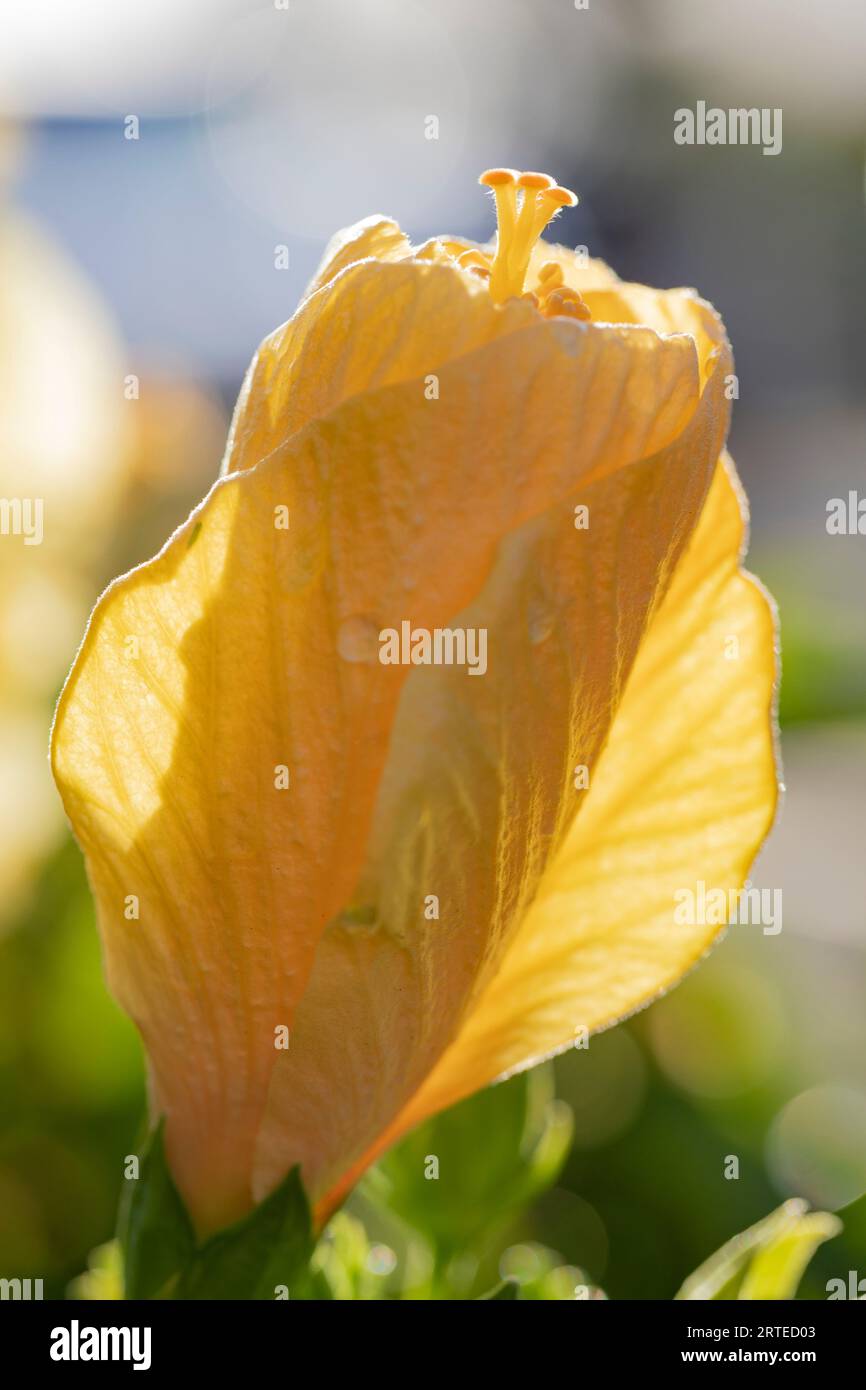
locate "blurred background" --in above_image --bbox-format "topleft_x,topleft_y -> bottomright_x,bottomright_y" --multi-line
0,0 -> 864,1298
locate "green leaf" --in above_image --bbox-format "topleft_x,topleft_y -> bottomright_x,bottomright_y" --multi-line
676,1199 -> 842,1301
175,1165 -> 312,1300
478,1278 -> 519,1300
118,1121 -> 195,1299
738,1211 -> 842,1300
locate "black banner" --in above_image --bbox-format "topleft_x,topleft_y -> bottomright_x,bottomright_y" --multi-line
2,1296 -> 862,1375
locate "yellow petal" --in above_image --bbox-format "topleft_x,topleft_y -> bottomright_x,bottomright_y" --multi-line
391,452 -> 779,1135
225,262 -> 707,493
581,282 -> 725,388
222,259 -> 538,477
525,246 -> 729,393
303,215 -> 411,300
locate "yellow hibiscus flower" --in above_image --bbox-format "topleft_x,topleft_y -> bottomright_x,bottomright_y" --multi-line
51,169 -> 779,1238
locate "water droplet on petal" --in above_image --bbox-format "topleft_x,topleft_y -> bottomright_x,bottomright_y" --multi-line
337,614 -> 380,663
528,596 -> 556,644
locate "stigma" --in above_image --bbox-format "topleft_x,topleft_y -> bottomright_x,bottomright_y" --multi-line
467,168 -> 590,321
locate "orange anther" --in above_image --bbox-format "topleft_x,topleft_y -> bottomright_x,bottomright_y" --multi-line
479,168 -> 519,188
517,171 -> 556,190
544,289 -> 591,322
542,185 -> 578,208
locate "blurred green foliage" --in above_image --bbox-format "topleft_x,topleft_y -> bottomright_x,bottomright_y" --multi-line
0,838 -> 143,1298
364,1067 -> 572,1264
357,1066 -> 579,1298
761,569 -> 866,727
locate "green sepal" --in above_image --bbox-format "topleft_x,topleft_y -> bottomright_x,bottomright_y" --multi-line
118,1120 -> 195,1299
119,1123 -> 314,1300
174,1165 -> 313,1301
